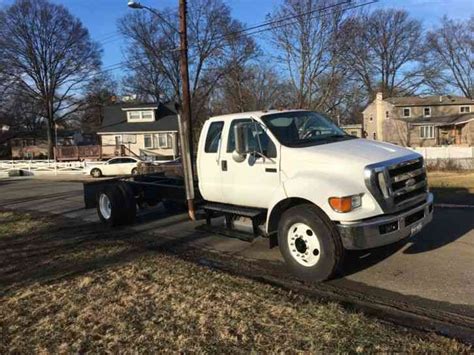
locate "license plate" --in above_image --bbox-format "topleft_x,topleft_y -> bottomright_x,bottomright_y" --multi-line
410,222 -> 423,236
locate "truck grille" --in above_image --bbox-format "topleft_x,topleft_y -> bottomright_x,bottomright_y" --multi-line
365,154 -> 428,213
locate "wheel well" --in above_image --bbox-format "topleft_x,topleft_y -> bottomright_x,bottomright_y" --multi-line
268,197 -> 322,235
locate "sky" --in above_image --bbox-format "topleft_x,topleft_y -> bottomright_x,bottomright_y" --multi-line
0,0 -> 472,80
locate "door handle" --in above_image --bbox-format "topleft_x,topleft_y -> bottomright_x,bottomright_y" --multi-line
265,168 -> 277,173
221,160 -> 227,171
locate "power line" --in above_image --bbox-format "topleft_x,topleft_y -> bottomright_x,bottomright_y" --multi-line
87,0 -> 378,80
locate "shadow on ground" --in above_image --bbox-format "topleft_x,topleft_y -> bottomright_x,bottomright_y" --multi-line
0,209 -> 209,293
341,205 -> 473,277
431,186 -> 474,205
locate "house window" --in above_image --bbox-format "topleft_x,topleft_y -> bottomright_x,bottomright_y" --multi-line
115,135 -> 122,146
373,133 -> 376,140
122,134 -> 137,144
369,116 -> 373,121
126,110 -> 155,122
385,111 -> 389,119
153,133 -> 171,148
460,106 -> 471,113
402,108 -> 411,117
144,134 -> 153,149
420,125 -> 435,139
423,107 -> 431,117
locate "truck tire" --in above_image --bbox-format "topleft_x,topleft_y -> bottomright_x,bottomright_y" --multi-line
278,204 -> 344,282
97,185 -> 126,227
117,182 -> 137,225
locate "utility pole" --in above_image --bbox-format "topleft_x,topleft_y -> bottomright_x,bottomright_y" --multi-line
177,0 -> 196,220
127,0 -> 196,220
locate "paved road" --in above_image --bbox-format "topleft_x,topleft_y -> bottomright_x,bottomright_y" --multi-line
1,177 -> 473,308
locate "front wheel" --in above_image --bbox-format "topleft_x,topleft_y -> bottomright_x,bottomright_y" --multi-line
278,204 -> 344,282
90,168 -> 102,178
131,167 -> 138,176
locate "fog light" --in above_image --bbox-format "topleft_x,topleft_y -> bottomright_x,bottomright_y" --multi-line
379,221 -> 399,235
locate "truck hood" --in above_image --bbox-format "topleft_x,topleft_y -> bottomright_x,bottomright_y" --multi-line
284,138 -> 418,168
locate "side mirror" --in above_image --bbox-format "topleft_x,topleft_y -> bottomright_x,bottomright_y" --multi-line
233,123 -> 250,163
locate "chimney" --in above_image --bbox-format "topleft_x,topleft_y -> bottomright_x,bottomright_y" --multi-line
439,95 -> 443,103
376,92 -> 383,101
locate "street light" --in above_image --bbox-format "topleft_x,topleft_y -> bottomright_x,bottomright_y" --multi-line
127,1 -> 143,9
127,0 -> 195,221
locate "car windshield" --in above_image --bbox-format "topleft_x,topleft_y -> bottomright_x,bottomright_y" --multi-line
262,111 -> 355,147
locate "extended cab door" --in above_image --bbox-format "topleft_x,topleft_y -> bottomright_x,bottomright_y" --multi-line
220,118 -> 280,208
197,120 -> 225,203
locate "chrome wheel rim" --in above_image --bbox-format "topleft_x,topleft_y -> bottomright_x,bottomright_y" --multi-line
99,193 -> 112,220
92,169 -> 100,177
287,222 -> 321,267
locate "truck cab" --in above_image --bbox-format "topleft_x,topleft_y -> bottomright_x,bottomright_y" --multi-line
197,110 -> 433,281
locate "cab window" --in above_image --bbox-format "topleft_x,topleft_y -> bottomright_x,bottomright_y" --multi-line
227,119 -> 277,158
205,121 -> 224,153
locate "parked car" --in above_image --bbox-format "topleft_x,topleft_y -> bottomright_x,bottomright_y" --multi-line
85,157 -> 140,178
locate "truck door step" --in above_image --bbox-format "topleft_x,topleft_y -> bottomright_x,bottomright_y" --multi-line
202,202 -> 264,218
196,224 -> 257,242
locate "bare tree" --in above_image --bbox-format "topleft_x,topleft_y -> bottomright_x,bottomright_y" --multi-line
340,9 -> 424,99
119,0 -> 257,122
426,16 -> 473,98
0,0 -> 101,158
213,62 -> 293,113
81,74 -> 118,133
268,0 -> 350,111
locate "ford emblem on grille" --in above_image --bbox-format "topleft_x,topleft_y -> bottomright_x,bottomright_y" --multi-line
405,178 -> 416,187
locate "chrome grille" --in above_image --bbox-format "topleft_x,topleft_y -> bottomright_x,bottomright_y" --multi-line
365,154 -> 429,213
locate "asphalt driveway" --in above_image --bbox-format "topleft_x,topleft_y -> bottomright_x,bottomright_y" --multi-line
1,177 -> 473,309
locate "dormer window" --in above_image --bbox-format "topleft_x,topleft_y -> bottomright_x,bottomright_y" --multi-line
122,106 -> 157,122
460,106 -> 471,113
126,110 -> 155,122
423,107 -> 431,117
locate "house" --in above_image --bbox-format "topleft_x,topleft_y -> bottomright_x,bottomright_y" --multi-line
340,124 -> 363,138
97,102 -> 179,160
363,93 -> 474,147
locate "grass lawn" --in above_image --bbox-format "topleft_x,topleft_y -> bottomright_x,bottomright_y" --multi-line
0,211 -> 470,353
428,171 -> 474,205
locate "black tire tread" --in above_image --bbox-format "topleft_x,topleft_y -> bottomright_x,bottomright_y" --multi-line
278,204 -> 344,282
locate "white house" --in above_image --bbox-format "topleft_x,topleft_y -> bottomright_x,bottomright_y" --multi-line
97,102 -> 179,160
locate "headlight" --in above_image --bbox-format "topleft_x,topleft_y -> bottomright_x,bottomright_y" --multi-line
328,194 -> 363,213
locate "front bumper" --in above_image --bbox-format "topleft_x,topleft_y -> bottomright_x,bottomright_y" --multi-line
337,193 -> 434,250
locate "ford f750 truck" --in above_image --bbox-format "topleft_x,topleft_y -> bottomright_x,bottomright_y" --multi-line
84,109 -> 433,281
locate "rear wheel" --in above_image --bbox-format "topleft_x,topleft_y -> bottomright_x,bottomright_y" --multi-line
91,168 -> 102,178
96,184 -> 136,226
278,204 -> 343,282
131,167 -> 138,176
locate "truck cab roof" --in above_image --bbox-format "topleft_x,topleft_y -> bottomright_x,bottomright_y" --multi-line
208,109 -> 307,122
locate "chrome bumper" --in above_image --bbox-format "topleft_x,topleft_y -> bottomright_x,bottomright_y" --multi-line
337,193 -> 434,250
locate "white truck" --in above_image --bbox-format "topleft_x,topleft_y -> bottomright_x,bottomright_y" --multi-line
84,109 -> 433,281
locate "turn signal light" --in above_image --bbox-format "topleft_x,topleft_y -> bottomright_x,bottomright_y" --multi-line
328,194 -> 362,213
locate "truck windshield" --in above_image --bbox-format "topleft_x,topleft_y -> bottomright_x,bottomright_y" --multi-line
262,111 -> 355,147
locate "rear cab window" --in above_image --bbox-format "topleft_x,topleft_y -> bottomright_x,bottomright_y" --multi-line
205,121 -> 224,153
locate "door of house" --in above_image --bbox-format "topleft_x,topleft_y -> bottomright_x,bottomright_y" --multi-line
455,126 -> 462,145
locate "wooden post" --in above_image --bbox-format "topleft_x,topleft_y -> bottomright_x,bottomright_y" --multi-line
178,0 -> 195,220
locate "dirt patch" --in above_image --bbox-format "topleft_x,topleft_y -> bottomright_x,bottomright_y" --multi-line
0,210 -> 470,352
